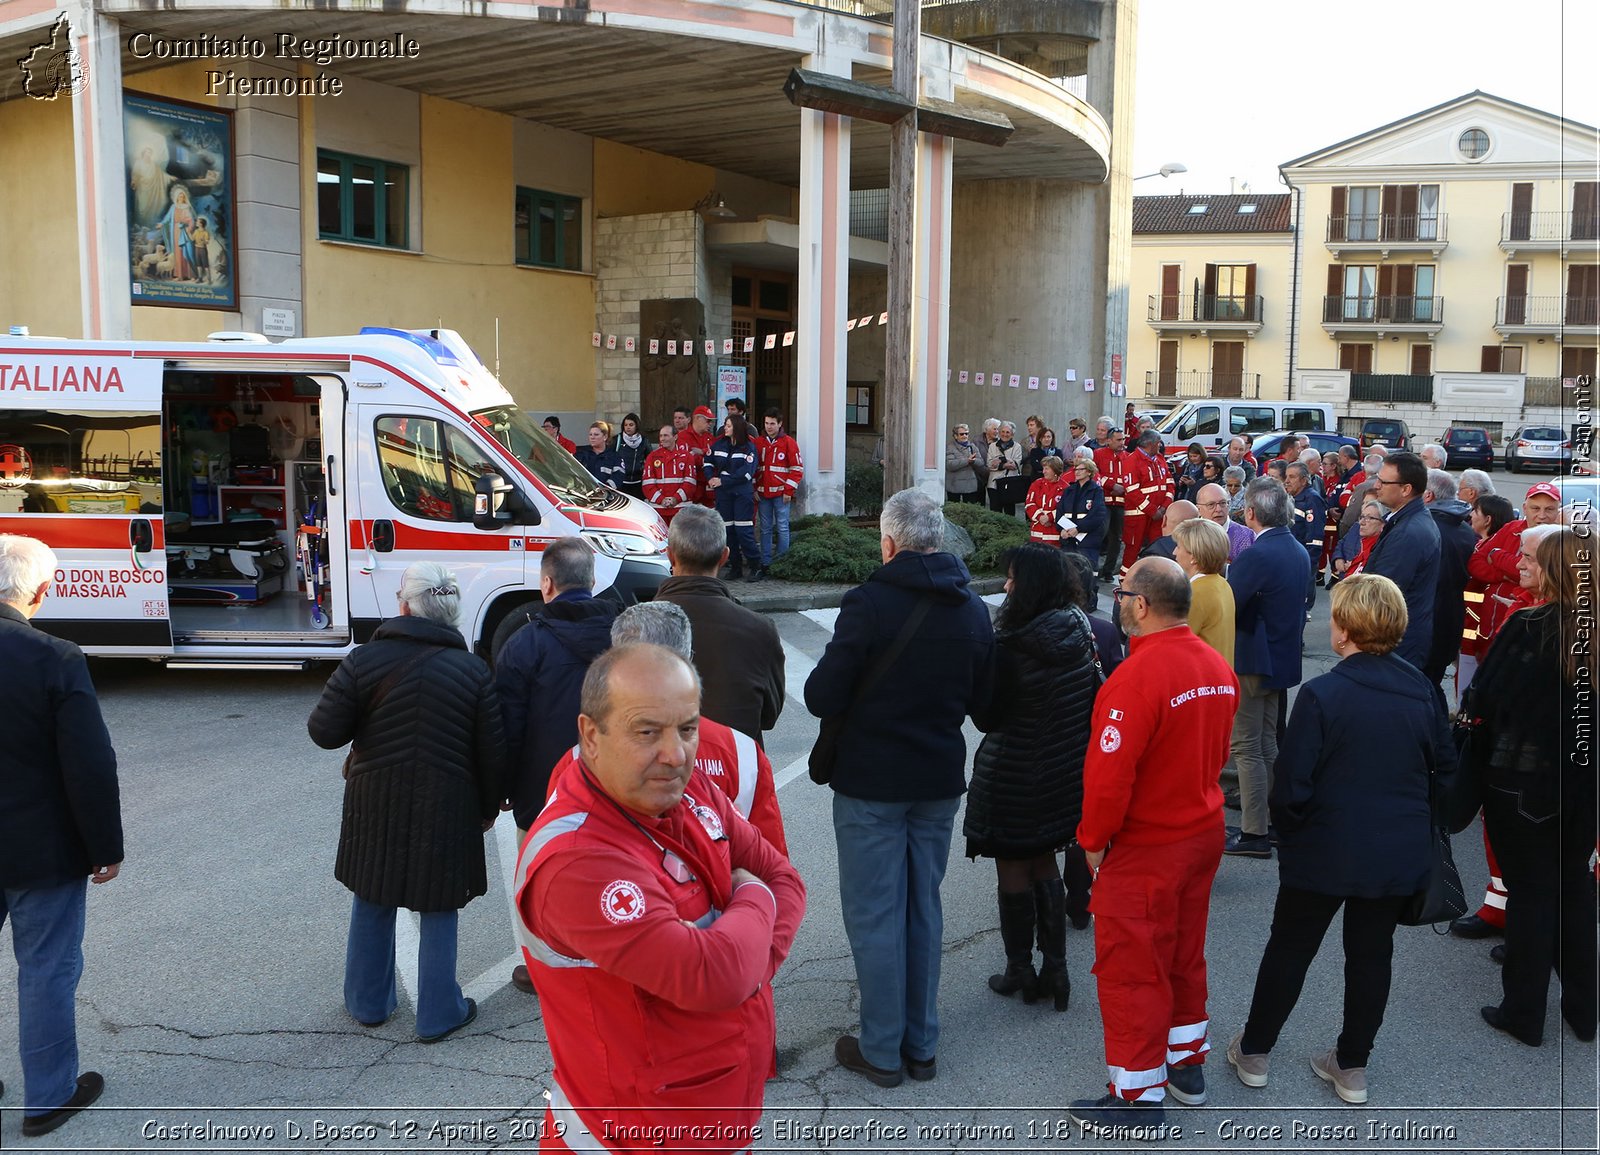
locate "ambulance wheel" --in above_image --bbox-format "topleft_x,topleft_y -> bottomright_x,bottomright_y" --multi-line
486,598 -> 542,667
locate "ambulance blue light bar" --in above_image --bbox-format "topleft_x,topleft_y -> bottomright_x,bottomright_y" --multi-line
359,326 -> 464,367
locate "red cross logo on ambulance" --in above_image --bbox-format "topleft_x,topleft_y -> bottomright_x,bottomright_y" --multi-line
1098,724 -> 1122,754
0,444 -> 31,484
600,879 -> 646,924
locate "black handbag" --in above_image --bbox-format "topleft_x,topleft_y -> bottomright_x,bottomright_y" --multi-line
1398,745 -> 1469,928
809,596 -> 934,785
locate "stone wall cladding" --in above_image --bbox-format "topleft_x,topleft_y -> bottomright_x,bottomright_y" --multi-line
594,211 -> 705,421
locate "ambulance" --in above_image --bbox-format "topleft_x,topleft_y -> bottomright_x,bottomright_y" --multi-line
0,326 -> 669,667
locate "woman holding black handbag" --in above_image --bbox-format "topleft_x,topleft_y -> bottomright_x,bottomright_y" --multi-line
1226,574 -> 1456,1106
1471,525 -> 1597,1047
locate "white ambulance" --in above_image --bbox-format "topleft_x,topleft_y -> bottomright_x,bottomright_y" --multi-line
0,327 -> 669,667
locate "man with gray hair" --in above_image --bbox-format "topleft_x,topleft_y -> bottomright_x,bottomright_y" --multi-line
494,534 -> 618,993
807,489 -> 994,1086
1423,468 -> 1476,691
1457,469 -> 1495,507
0,535 -> 121,1136
1196,482 -> 1253,562
654,505 -> 785,746
608,601 -> 787,853
1224,480 -> 1309,858
1420,442 -> 1448,471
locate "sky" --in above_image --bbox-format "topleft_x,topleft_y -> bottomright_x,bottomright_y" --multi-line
1132,0 -> 1600,196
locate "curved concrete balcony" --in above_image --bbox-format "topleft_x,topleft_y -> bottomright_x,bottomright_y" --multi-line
85,0 -> 1109,188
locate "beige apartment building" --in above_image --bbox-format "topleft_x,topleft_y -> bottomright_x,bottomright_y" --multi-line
1129,192 -> 1294,400
1131,91 -> 1598,445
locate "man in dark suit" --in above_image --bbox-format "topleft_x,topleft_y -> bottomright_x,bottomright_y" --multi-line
1361,451 -> 1440,669
1225,480 -> 1309,858
806,490 -> 994,1087
654,504 -> 786,745
1422,468 -> 1476,695
0,535 -> 122,1137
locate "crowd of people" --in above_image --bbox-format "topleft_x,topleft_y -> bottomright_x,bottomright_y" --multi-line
560,397 -> 804,583
2,401 -> 1593,1145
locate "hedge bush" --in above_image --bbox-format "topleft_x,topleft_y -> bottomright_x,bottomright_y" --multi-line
844,461 -> 885,517
766,514 -> 883,584
942,500 -> 1030,574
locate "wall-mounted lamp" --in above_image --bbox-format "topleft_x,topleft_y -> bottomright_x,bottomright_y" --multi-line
694,191 -> 738,219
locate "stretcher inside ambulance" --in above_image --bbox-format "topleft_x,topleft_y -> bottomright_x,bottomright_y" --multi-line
0,327 -> 668,665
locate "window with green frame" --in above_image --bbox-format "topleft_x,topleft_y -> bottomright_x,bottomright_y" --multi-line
515,187 -> 582,270
317,150 -> 408,248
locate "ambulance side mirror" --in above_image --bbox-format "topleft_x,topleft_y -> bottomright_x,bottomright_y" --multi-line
474,472 -> 534,530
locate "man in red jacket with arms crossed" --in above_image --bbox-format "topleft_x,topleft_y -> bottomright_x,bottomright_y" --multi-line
515,643 -> 805,1153
1070,557 -> 1240,1137
642,424 -> 701,522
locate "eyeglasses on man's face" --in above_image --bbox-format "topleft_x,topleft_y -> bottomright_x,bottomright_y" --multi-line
1111,588 -> 1145,606
1198,498 -> 1228,509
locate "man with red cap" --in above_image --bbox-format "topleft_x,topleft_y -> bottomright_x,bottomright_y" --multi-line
677,406 -> 718,507
1070,556 -> 1239,1136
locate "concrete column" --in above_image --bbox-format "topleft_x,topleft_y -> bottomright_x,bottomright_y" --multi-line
910,128 -> 954,503
71,8 -> 129,338
794,61 -> 851,516
232,63 -> 304,336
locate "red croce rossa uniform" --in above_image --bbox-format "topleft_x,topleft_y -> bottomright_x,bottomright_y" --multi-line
1077,624 -> 1240,1104
516,762 -> 804,1152
677,427 -> 716,507
1118,448 -> 1173,576
755,433 -> 803,501
1025,473 -> 1069,546
641,444 -> 701,522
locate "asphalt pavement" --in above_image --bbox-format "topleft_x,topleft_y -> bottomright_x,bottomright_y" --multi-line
2,472 -> 1595,1152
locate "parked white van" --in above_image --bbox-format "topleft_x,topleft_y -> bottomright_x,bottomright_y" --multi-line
0,327 -> 668,667
1153,400 -> 1337,455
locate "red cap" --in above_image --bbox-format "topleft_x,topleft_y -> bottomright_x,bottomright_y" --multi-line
693,405 -> 715,421
1524,481 -> 1561,503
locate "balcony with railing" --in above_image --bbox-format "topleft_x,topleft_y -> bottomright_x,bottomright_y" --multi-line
1495,295 -> 1600,335
1500,211 -> 1600,252
1523,376 -> 1571,407
1321,295 -> 1445,334
1349,374 -> 1434,404
1325,214 -> 1448,256
1146,294 -> 1264,334
1144,370 -> 1262,399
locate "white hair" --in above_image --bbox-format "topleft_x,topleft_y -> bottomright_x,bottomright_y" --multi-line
398,561 -> 461,628
1426,469 -> 1458,502
999,421 -> 1016,437
612,600 -> 693,659
0,534 -> 56,607
1421,442 -> 1448,468
1298,448 -> 1323,468
1362,452 -> 1385,472
881,488 -> 945,553
1073,445 -> 1095,463
1458,469 -> 1495,497
1522,523 -> 1564,551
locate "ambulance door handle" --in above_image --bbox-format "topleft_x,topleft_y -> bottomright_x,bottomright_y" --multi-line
371,519 -> 395,553
129,519 -> 154,554
325,455 -> 338,496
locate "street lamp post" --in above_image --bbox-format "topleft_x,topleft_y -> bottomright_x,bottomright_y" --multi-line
1132,162 -> 1188,181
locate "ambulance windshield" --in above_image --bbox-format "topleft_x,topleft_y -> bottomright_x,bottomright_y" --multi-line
470,405 -> 606,506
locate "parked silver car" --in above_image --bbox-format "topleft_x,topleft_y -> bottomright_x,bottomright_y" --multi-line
1504,424 -> 1574,473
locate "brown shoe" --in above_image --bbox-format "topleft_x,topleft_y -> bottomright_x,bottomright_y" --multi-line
511,964 -> 537,994
1310,1049 -> 1367,1104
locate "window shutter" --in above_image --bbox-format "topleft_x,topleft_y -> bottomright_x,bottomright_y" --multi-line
1481,345 -> 1500,373
1330,187 -> 1346,241
1510,183 -> 1533,241
1410,344 -> 1431,376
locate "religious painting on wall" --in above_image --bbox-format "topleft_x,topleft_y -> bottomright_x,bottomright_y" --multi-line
123,92 -> 238,309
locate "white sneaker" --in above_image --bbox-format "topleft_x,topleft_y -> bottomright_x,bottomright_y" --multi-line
1227,1032 -> 1269,1088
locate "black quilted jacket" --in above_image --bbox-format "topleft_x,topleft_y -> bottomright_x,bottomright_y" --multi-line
964,606 -> 1101,856
308,615 -> 506,912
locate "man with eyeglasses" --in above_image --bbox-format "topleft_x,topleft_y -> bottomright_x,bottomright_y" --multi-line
1359,451 -> 1441,669
1195,483 -> 1253,563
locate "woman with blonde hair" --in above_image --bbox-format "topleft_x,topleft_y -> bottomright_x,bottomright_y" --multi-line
1471,526 -> 1597,1046
1228,573 -> 1454,1105
1171,517 -> 1234,664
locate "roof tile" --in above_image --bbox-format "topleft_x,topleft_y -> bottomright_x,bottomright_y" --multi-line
1132,193 -> 1293,235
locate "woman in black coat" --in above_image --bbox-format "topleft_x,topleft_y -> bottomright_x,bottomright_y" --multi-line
1054,456 -> 1108,574
1472,526 -> 1597,1047
965,544 -> 1102,1011
611,412 -> 648,500
1229,574 -> 1454,1105
308,562 -> 506,1043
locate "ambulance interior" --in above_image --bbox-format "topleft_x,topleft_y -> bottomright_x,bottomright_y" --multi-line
157,371 -> 337,641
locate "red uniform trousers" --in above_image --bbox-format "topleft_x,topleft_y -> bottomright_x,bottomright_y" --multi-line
1091,823 -> 1223,1102
1119,511 -> 1161,576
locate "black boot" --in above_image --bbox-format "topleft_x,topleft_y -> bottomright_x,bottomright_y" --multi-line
1033,877 -> 1071,1012
988,889 -> 1037,998
1063,844 -> 1093,930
